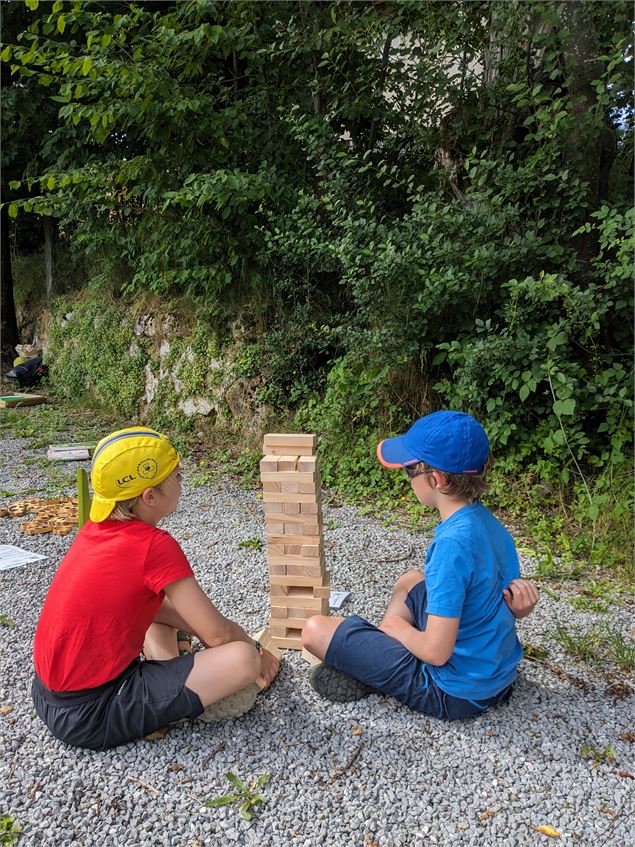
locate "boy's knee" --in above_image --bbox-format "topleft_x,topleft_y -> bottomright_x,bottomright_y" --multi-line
231,641 -> 262,684
396,570 -> 423,592
301,615 -> 326,652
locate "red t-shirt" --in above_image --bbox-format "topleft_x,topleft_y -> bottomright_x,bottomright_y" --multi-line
33,519 -> 193,691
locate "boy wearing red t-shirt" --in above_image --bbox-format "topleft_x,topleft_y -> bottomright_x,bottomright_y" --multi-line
32,427 -> 279,750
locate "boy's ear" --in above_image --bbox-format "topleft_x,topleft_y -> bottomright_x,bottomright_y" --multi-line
431,471 -> 449,492
139,486 -> 157,507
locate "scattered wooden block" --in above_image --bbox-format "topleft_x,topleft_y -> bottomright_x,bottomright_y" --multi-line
302,647 -> 322,666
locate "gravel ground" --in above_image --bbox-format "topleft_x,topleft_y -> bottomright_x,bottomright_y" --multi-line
0,430 -> 633,847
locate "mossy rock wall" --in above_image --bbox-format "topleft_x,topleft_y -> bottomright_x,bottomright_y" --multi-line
40,294 -> 265,434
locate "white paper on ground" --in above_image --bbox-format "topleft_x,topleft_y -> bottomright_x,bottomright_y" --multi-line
329,590 -> 351,610
0,545 -> 48,571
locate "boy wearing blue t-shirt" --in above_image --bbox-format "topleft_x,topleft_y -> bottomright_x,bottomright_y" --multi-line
302,411 -> 539,720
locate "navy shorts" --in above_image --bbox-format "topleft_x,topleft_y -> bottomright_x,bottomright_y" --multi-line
324,580 -> 513,720
32,653 -> 204,751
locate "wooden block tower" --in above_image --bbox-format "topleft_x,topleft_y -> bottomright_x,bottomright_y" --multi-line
260,433 -> 330,650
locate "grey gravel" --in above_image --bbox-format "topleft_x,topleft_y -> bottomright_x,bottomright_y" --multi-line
1,430 -> 633,847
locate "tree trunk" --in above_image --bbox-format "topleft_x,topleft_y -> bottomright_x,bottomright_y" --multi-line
43,216 -> 54,299
0,203 -> 20,373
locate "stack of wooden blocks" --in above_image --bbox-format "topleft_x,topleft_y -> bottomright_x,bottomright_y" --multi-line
260,433 -> 329,651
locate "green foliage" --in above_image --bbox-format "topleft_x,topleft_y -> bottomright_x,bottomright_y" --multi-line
552,621 -> 635,671
206,772 -> 270,821
46,295 -> 146,419
0,816 -> 21,847
580,743 -> 617,765
0,615 -> 16,628
3,0 -> 633,579
237,537 -> 263,551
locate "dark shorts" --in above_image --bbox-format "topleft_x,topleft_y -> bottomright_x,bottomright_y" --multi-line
324,580 -> 513,720
32,654 -> 204,751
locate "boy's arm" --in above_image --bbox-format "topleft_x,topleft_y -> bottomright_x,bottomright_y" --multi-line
502,578 -> 539,619
163,576 -> 253,648
379,614 -> 459,666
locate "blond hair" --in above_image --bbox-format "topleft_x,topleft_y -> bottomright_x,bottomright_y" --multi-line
107,475 -> 170,521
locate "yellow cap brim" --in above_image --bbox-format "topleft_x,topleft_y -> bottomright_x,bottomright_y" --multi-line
89,495 -> 117,523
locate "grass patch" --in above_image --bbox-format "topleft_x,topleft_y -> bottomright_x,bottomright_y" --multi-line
552,621 -> 635,673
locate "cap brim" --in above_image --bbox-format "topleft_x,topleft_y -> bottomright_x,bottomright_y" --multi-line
89,495 -> 115,523
377,437 -> 420,468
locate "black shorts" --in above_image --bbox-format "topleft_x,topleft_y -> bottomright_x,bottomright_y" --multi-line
32,654 -> 204,751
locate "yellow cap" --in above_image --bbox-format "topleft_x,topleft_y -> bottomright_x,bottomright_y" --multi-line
90,427 -> 180,522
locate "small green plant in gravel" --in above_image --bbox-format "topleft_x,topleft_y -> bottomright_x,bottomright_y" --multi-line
205,772 -> 270,821
553,623 -> 602,664
602,630 -> 635,673
1,816 -> 22,846
580,743 -> 617,765
0,615 -> 16,628
237,537 -> 263,551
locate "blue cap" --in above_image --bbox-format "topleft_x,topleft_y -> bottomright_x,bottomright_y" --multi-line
377,411 -> 490,475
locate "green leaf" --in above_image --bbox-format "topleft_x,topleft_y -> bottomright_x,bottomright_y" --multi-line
225,772 -> 249,791
8,204 -> 18,218
82,56 -> 92,75
205,793 -> 241,808
25,0 -> 39,10
1,46 -> 12,63
519,384 -> 530,402
47,176 -> 56,190
101,33 -> 112,48
57,14 -> 66,34
9,180 -> 20,190
553,398 -> 576,417
52,0 -> 63,11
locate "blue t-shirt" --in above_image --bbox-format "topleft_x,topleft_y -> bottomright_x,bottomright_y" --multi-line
423,502 -> 523,700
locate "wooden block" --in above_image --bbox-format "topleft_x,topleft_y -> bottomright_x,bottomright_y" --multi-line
297,483 -> 318,494
260,455 -> 279,472
270,614 -> 316,629
302,647 -> 322,666
300,502 -> 319,515
286,564 -> 323,577
268,564 -> 287,575
52,526 -> 73,536
283,502 -> 300,515
271,605 -> 318,619
270,636 -> 303,650
269,625 -> 288,637
263,434 -> 317,449
266,523 -> 285,534
252,627 -> 282,660
301,544 -> 320,557
275,455 -> 299,472
264,501 -> 284,514
284,544 -> 302,556
269,591 -> 324,609
267,555 -> 322,568
281,482 -> 298,494
281,522 -> 302,535
270,574 -> 325,588
262,492 -> 318,504
261,472 -> 315,483
267,544 -> 286,556
297,456 -> 317,472
267,445 -> 315,456
270,585 -> 290,597
262,481 -> 281,493
268,534 -> 323,546
265,511 -> 321,526
312,579 -> 331,599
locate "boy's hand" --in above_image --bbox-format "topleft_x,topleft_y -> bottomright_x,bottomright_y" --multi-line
503,579 -> 539,619
256,648 -> 280,690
